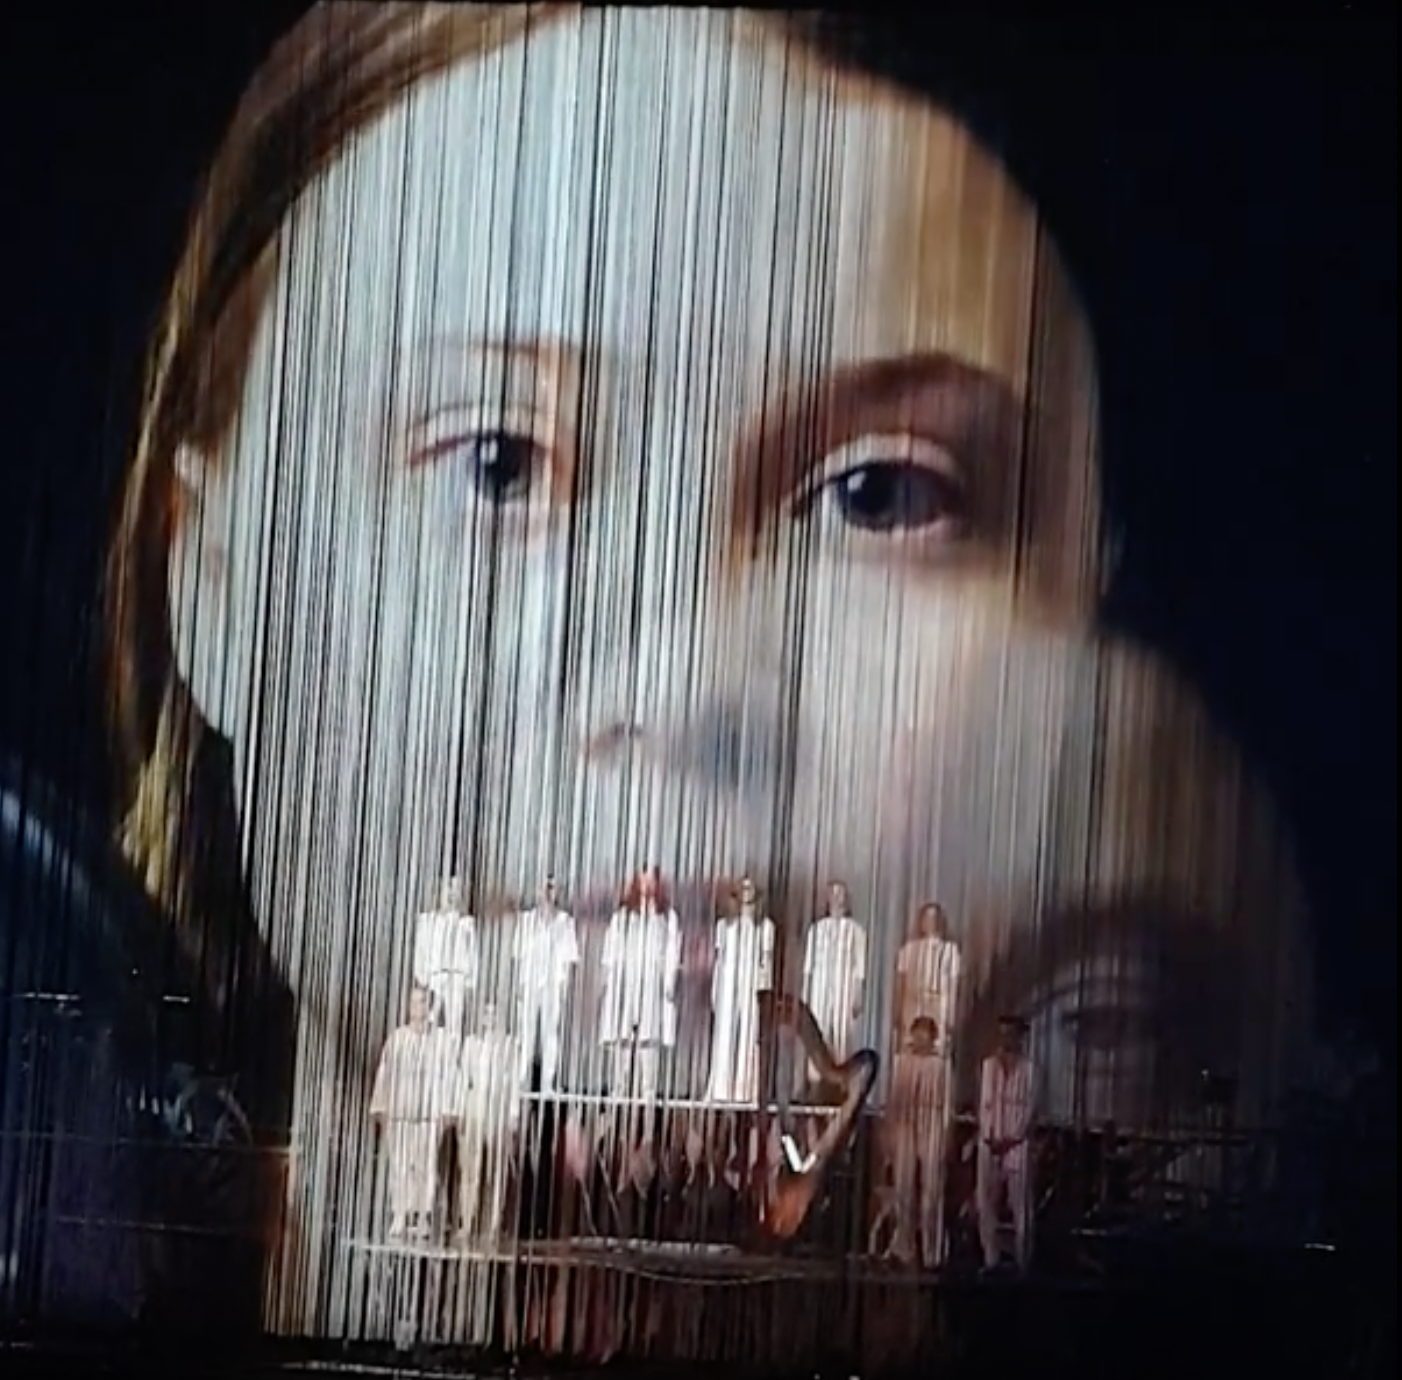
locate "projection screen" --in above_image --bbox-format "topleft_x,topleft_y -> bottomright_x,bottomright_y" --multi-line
83,0 -> 1315,1359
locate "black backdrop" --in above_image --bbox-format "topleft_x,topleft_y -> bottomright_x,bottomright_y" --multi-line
0,4 -> 1395,1060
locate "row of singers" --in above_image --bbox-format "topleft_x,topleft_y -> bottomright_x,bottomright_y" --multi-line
371,987 -> 1037,1275
410,869 -> 963,1104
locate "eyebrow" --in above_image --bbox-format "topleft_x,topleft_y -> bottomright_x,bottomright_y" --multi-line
733,349 -> 1022,549
399,334 -> 587,474
405,334 -> 585,415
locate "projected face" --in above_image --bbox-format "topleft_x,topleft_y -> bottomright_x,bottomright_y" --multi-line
167,7 -> 1308,1132
408,985 -> 431,1029
738,879 -> 757,909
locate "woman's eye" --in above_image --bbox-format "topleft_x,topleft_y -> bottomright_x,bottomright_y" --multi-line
456,430 -> 540,502
418,427 -> 543,505
802,435 -> 967,537
824,462 -> 964,534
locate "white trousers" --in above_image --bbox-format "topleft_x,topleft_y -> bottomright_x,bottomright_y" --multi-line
606,1042 -> 660,1104
977,1141 -> 1034,1270
705,996 -> 761,1104
890,1110 -> 951,1267
458,1124 -> 512,1242
385,1119 -> 440,1230
517,981 -> 567,1091
430,973 -> 473,1040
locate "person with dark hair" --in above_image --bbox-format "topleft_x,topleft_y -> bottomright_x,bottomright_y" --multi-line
884,1013 -> 954,1268
369,983 -> 455,1241
977,1014 -> 1038,1274
412,875 -> 478,1040
511,875 -> 578,1093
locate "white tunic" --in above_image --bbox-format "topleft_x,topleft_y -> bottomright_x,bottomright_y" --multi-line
705,908 -> 775,1102
513,906 -> 579,1088
369,1025 -> 457,1219
513,906 -> 580,993
802,915 -> 868,1060
370,1024 -> 457,1121
977,1052 -> 1038,1269
412,908 -> 479,996
978,1054 -> 1038,1148
889,1048 -> 949,1121
454,1029 -> 523,1132
896,936 -> 961,1044
599,906 -> 681,1047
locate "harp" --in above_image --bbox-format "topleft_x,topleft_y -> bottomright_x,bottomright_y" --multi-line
754,990 -> 879,1239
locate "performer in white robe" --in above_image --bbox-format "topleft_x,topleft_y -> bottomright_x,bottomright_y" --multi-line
453,1003 -> 522,1243
894,903 -> 961,1052
884,1016 -> 953,1268
802,880 -> 868,1078
369,984 -> 456,1239
705,878 -> 775,1104
976,1015 -> 1039,1274
512,876 -> 579,1093
599,866 -> 681,1102
412,874 -> 479,1039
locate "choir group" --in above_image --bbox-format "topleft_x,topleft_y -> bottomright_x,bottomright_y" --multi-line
371,866 -> 1038,1273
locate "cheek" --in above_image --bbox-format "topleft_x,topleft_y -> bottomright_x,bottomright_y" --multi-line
790,565 -> 1024,749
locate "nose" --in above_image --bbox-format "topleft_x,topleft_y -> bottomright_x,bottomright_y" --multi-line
570,413 -> 783,796
575,570 -> 784,797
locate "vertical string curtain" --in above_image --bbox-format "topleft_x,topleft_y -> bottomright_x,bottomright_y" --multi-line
1,4 -> 1312,1367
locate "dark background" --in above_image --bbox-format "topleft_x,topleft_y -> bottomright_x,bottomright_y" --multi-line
0,4 -> 1395,1063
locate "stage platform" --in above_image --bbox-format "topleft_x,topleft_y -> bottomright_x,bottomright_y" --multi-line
0,1235 -> 1369,1380
309,1228 -> 1355,1378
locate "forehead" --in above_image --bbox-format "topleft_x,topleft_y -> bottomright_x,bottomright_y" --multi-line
307,7 -> 1050,388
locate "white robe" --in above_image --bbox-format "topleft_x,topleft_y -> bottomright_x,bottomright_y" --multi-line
886,1049 -> 953,1266
896,936 -> 961,1046
977,1053 -> 1038,1269
802,914 -> 867,1062
512,906 -> 579,1091
598,906 -> 681,1048
705,909 -> 775,1103
412,908 -> 479,1037
454,1029 -> 522,1240
369,1025 -> 456,1224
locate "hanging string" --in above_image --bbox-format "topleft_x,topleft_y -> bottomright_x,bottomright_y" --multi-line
24,1 -> 1322,1370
